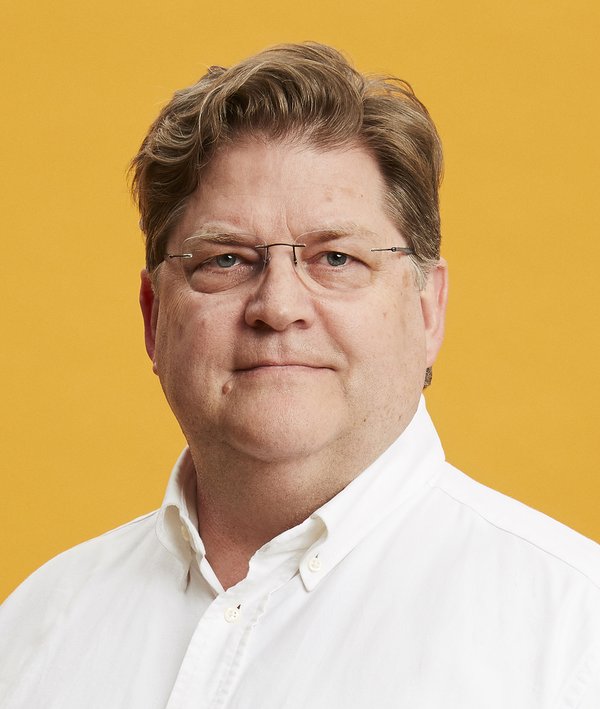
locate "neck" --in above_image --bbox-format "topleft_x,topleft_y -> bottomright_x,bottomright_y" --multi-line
188,435 -> 382,589
186,397 -> 420,589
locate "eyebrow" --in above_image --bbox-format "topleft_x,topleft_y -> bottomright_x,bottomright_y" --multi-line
298,225 -> 380,243
184,229 -> 256,245
184,223 -> 380,244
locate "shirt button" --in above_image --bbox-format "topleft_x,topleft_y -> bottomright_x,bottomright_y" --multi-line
224,606 -> 241,623
308,555 -> 322,572
180,524 -> 190,543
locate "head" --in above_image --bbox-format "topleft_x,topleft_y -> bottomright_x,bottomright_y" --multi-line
130,42 -> 443,387
131,44 -> 447,476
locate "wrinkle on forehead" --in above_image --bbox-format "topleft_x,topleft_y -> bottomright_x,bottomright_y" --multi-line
171,139 -> 400,252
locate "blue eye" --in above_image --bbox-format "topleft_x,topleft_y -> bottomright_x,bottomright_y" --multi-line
215,254 -> 239,268
326,252 -> 348,267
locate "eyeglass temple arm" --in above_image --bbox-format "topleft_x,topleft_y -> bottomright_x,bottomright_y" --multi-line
370,246 -> 414,254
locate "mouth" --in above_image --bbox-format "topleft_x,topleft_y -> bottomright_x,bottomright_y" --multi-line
223,361 -> 334,394
236,362 -> 329,372
234,358 -> 336,375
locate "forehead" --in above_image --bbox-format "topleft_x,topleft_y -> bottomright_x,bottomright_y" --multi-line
171,138 -> 400,244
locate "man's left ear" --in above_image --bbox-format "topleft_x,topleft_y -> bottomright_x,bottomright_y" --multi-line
139,269 -> 159,374
420,259 -> 448,367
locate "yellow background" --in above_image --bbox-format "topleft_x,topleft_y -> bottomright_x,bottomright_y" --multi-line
1,0 -> 599,601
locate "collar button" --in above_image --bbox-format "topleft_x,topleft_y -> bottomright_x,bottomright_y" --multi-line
308,555 -> 322,572
224,606 -> 241,623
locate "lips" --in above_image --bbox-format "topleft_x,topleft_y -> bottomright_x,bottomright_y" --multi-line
234,353 -> 337,372
236,361 -> 329,371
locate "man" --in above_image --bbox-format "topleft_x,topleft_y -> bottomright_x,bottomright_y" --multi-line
1,43 -> 599,708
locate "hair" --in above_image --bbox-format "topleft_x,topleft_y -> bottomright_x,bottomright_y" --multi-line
130,42 -> 443,386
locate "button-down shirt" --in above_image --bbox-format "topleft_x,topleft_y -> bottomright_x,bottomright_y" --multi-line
2,398 -> 600,708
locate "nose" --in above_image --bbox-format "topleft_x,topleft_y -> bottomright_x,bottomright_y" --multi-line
244,245 -> 316,331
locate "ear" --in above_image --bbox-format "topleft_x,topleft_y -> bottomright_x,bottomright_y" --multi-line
139,269 -> 159,374
420,259 -> 448,367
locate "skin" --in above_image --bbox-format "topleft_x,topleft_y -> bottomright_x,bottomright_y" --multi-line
140,138 -> 448,588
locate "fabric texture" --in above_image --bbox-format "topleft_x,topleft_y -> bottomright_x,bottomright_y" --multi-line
2,398 -> 600,708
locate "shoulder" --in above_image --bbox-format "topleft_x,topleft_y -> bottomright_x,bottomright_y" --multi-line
431,462 -> 600,590
1,510 -> 161,618
0,510 -> 182,702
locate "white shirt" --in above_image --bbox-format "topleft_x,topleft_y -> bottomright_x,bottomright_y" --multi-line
2,398 -> 600,708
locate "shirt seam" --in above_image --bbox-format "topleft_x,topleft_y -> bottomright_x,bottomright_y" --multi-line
430,482 -> 600,592
95,509 -> 158,539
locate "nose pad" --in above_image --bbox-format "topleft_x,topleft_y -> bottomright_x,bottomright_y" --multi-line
255,242 -> 305,267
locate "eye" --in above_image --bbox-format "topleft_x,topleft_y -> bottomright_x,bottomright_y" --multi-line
325,252 -> 349,267
214,253 -> 240,269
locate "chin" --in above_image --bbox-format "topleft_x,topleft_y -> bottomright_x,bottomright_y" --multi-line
220,403 -> 347,463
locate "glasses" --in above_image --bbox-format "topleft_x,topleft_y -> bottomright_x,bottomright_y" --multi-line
162,231 -> 415,294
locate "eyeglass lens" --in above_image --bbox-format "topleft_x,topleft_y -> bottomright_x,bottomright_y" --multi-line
166,233 -> 413,294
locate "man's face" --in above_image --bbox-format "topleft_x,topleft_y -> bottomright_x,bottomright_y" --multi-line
141,139 -> 447,467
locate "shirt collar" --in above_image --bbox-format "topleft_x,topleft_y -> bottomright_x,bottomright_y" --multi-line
156,448 -> 204,588
155,396 -> 445,592
300,396 -> 445,590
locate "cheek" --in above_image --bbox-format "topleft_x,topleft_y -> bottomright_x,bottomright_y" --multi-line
375,275 -> 421,328
154,289 -> 193,364
155,290 -> 243,375
369,292 -> 426,368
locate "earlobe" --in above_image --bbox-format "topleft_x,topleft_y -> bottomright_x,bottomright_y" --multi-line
139,270 -> 159,373
421,259 -> 448,367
